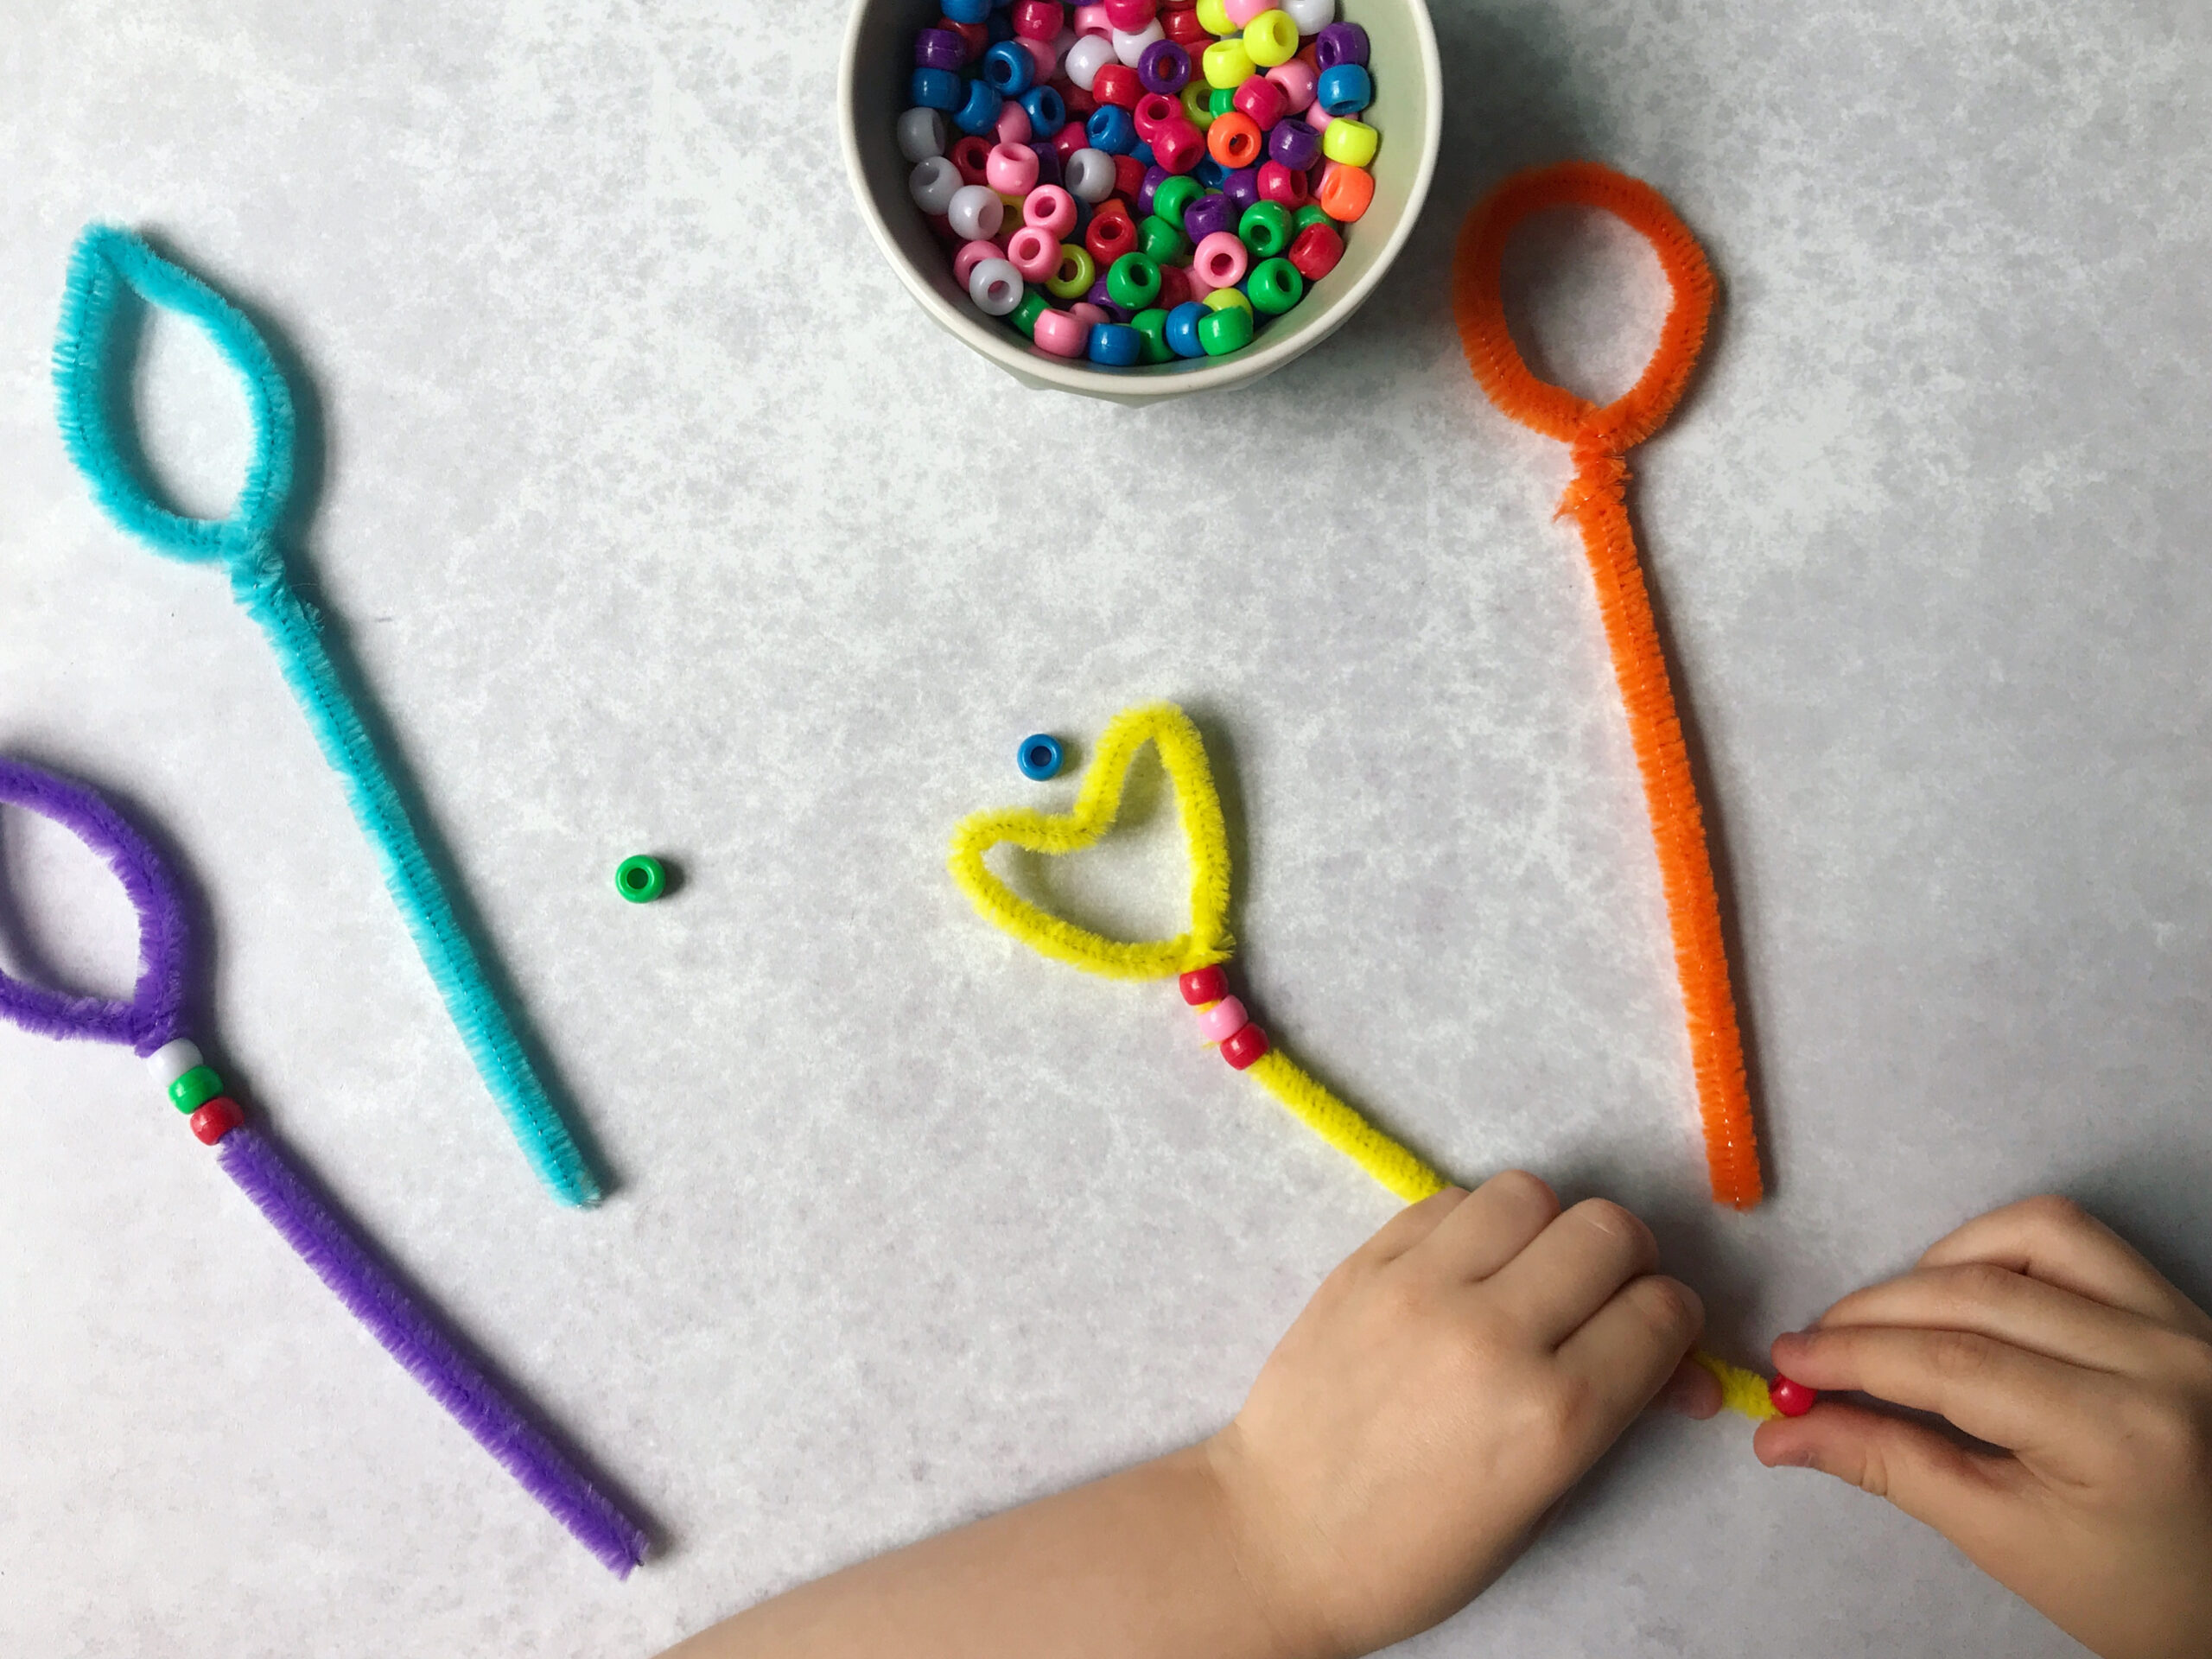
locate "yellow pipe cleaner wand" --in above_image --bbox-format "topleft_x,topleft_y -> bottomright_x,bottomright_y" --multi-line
948,701 -> 1801,1422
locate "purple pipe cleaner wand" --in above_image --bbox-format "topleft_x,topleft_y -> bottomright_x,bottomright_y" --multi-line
0,755 -> 647,1577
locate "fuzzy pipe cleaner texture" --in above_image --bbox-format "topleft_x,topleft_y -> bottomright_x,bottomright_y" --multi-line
51,225 -> 599,1207
0,753 -> 646,1572
1452,163 -> 1764,1211
946,702 -> 1775,1416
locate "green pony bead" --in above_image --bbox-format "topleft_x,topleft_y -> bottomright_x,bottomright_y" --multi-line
1010,289 -> 1050,337
1129,308 -> 1175,364
1180,80 -> 1214,130
169,1064 -> 223,1113
1151,177 -> 1204,231
1045,243 -> 1096,301
1136,213 -> 1191,263
1294,204 -> 1340,233
1207,86 -> 1236,117
1239,201 -> 1294,257
1196,304 -> 1253,356
615,855 -> 667,903
1247,257 -> 1305,315
1106,252 -> 1162,310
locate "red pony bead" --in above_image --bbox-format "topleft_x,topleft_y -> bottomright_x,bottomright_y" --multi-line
943,16 -> 990,57
1768,1375 -> 1819,1417
1221,1024 -> 1271,1070
1152,118 -> 1205,175
1012,0 -> 1065,39
1287,220 -> 1343,279
1179,965 -> 1229,1005
1257,161 -> 1309,207
1155,260 -> 1193,308
1091,62 -> 1142,110
1085,205 -> 1137,263
1053,121 -> 1091,164
950,135 -> 994,186
1111,152 -> 1147,198
188,1096 -> 246,1145
1162,5 -> 1209,46
1231,75 -> 1287,130
1103,0 -> 1156,28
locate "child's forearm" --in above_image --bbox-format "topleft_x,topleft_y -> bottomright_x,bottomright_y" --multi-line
661,1439 -> 1325,1659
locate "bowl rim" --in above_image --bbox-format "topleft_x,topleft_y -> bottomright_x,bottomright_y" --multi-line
838,0 -> 1442,400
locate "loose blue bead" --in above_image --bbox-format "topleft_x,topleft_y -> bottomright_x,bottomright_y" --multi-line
1315,63 -> 1372,117
1088,322 -> 1141,365
912,67 -> 964,112
1193,156 -> 1228,188
1131,139 -> 1155,168
1085,105 -> 1136,156
1163,301 -> 1209,358
1018,734 -> 1065,780
982,39 -> 1035,94
942,0 -> 990,21
1021,84 -> 1067,138
954,78 -> 1004,136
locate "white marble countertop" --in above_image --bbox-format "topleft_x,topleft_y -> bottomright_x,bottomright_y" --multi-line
3,1 -> 2206,1653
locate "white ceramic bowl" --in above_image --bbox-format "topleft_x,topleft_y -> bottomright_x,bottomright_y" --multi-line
838,0 -> 1442,402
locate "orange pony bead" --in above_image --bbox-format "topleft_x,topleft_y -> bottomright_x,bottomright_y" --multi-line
1452,162 -> 1761,1210
1316,160 -> 1372,221
1205,111 -> 1263,168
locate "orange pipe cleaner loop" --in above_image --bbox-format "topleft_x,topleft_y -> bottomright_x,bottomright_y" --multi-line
1453,162 -> 1763,1210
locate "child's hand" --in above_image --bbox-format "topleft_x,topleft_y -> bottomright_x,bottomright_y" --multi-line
1205,1171 -> 1712,1658
1756,1196 -> 2212,1659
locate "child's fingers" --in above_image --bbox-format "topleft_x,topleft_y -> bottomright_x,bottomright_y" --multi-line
1752,1401 -> 2024,1547
1353,1186 -> 1470,1267
1554,1274 -> 1704,1427
1771,1325 -> 2105,1455
1484,1198 -> 1659,1347
1651,1353 -> 1723,1419
1408,1169 -> 1560,1282
1916,1196 -> 2212,1338
1818,1263 -> 2171,1378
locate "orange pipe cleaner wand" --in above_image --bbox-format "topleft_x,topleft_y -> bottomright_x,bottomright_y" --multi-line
1453,162 -> 1763,1210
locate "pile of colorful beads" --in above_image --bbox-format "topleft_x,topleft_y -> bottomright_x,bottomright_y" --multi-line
898,0 -> 1380,366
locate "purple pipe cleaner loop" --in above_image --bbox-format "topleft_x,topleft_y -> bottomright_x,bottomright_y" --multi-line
0,756 -> 190,1055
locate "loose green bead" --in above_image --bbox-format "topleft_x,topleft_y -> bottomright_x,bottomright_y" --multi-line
1207,86 -> 1236,117
1239,201 -> 1293,257
169,1064 -> 223,1114
1247,257 -> 1306,315
1196,304 -> 1253,356
1180,81 -> 1214,130
1294,204 -> 1340,233
1045,243 -> 1096,300
1130,308 -> 1176,364
1152,177 -> 1204,230
1136,213 -> 1191,263
615,855 -> 667,903
1106,252 -> 1162,310
1010,289 -> 1050,338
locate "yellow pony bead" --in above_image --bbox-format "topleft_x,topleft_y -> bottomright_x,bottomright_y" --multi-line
1321,116 -> 1379,168
1194,0 -> 1237,36
1243,10 -> 1299,67
1202,38 -> 1255,88
1202,286 -> 1255,317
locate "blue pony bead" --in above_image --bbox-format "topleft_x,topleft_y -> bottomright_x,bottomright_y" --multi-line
942,0 -> 991,21
1087,323 -> 1142,365
1085,105 -> 1137,156
911,67 -> 964,112
982,39 -> 1034,94
953,78 -> 1005,136
1314,63 -> 1372,118
1018,734 -> 1065,779
1020,84 -> 1067,138
1162,301 -> 1209,358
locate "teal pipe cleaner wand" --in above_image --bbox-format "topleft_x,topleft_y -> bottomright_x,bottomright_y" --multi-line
54,226 -> 601,1206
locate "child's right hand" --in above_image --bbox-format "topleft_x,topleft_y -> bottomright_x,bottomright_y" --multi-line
1756,1195 -> 2212,1659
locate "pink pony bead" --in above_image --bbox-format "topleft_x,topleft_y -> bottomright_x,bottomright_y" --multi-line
1196,996 -> 1249,1043
1266,59 -> 1317,111
995,102 -> 1034,146
1102,0 -> 1155,27
1305,98 -> 1335,131
1069,301 -> 1109,327
1023,183 -> 1078,238
1032,307 -> 1090,357
1020,35 -> 1059,79
987,141 -> 1042,194
1192,230 -> 1249,289
1223,0 -> 1271,24
1072,3 -> 1112,34
1005,223 -> 1060,279
953,238 -> 1007,286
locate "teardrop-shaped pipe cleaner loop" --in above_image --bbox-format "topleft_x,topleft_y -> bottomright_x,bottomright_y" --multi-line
51,226 -> 601,1207
0,756 -> 190,1055
1452,163 -> 1763,1211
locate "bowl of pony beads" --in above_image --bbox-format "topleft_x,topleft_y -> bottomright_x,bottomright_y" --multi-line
839,0 -> 1440,400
